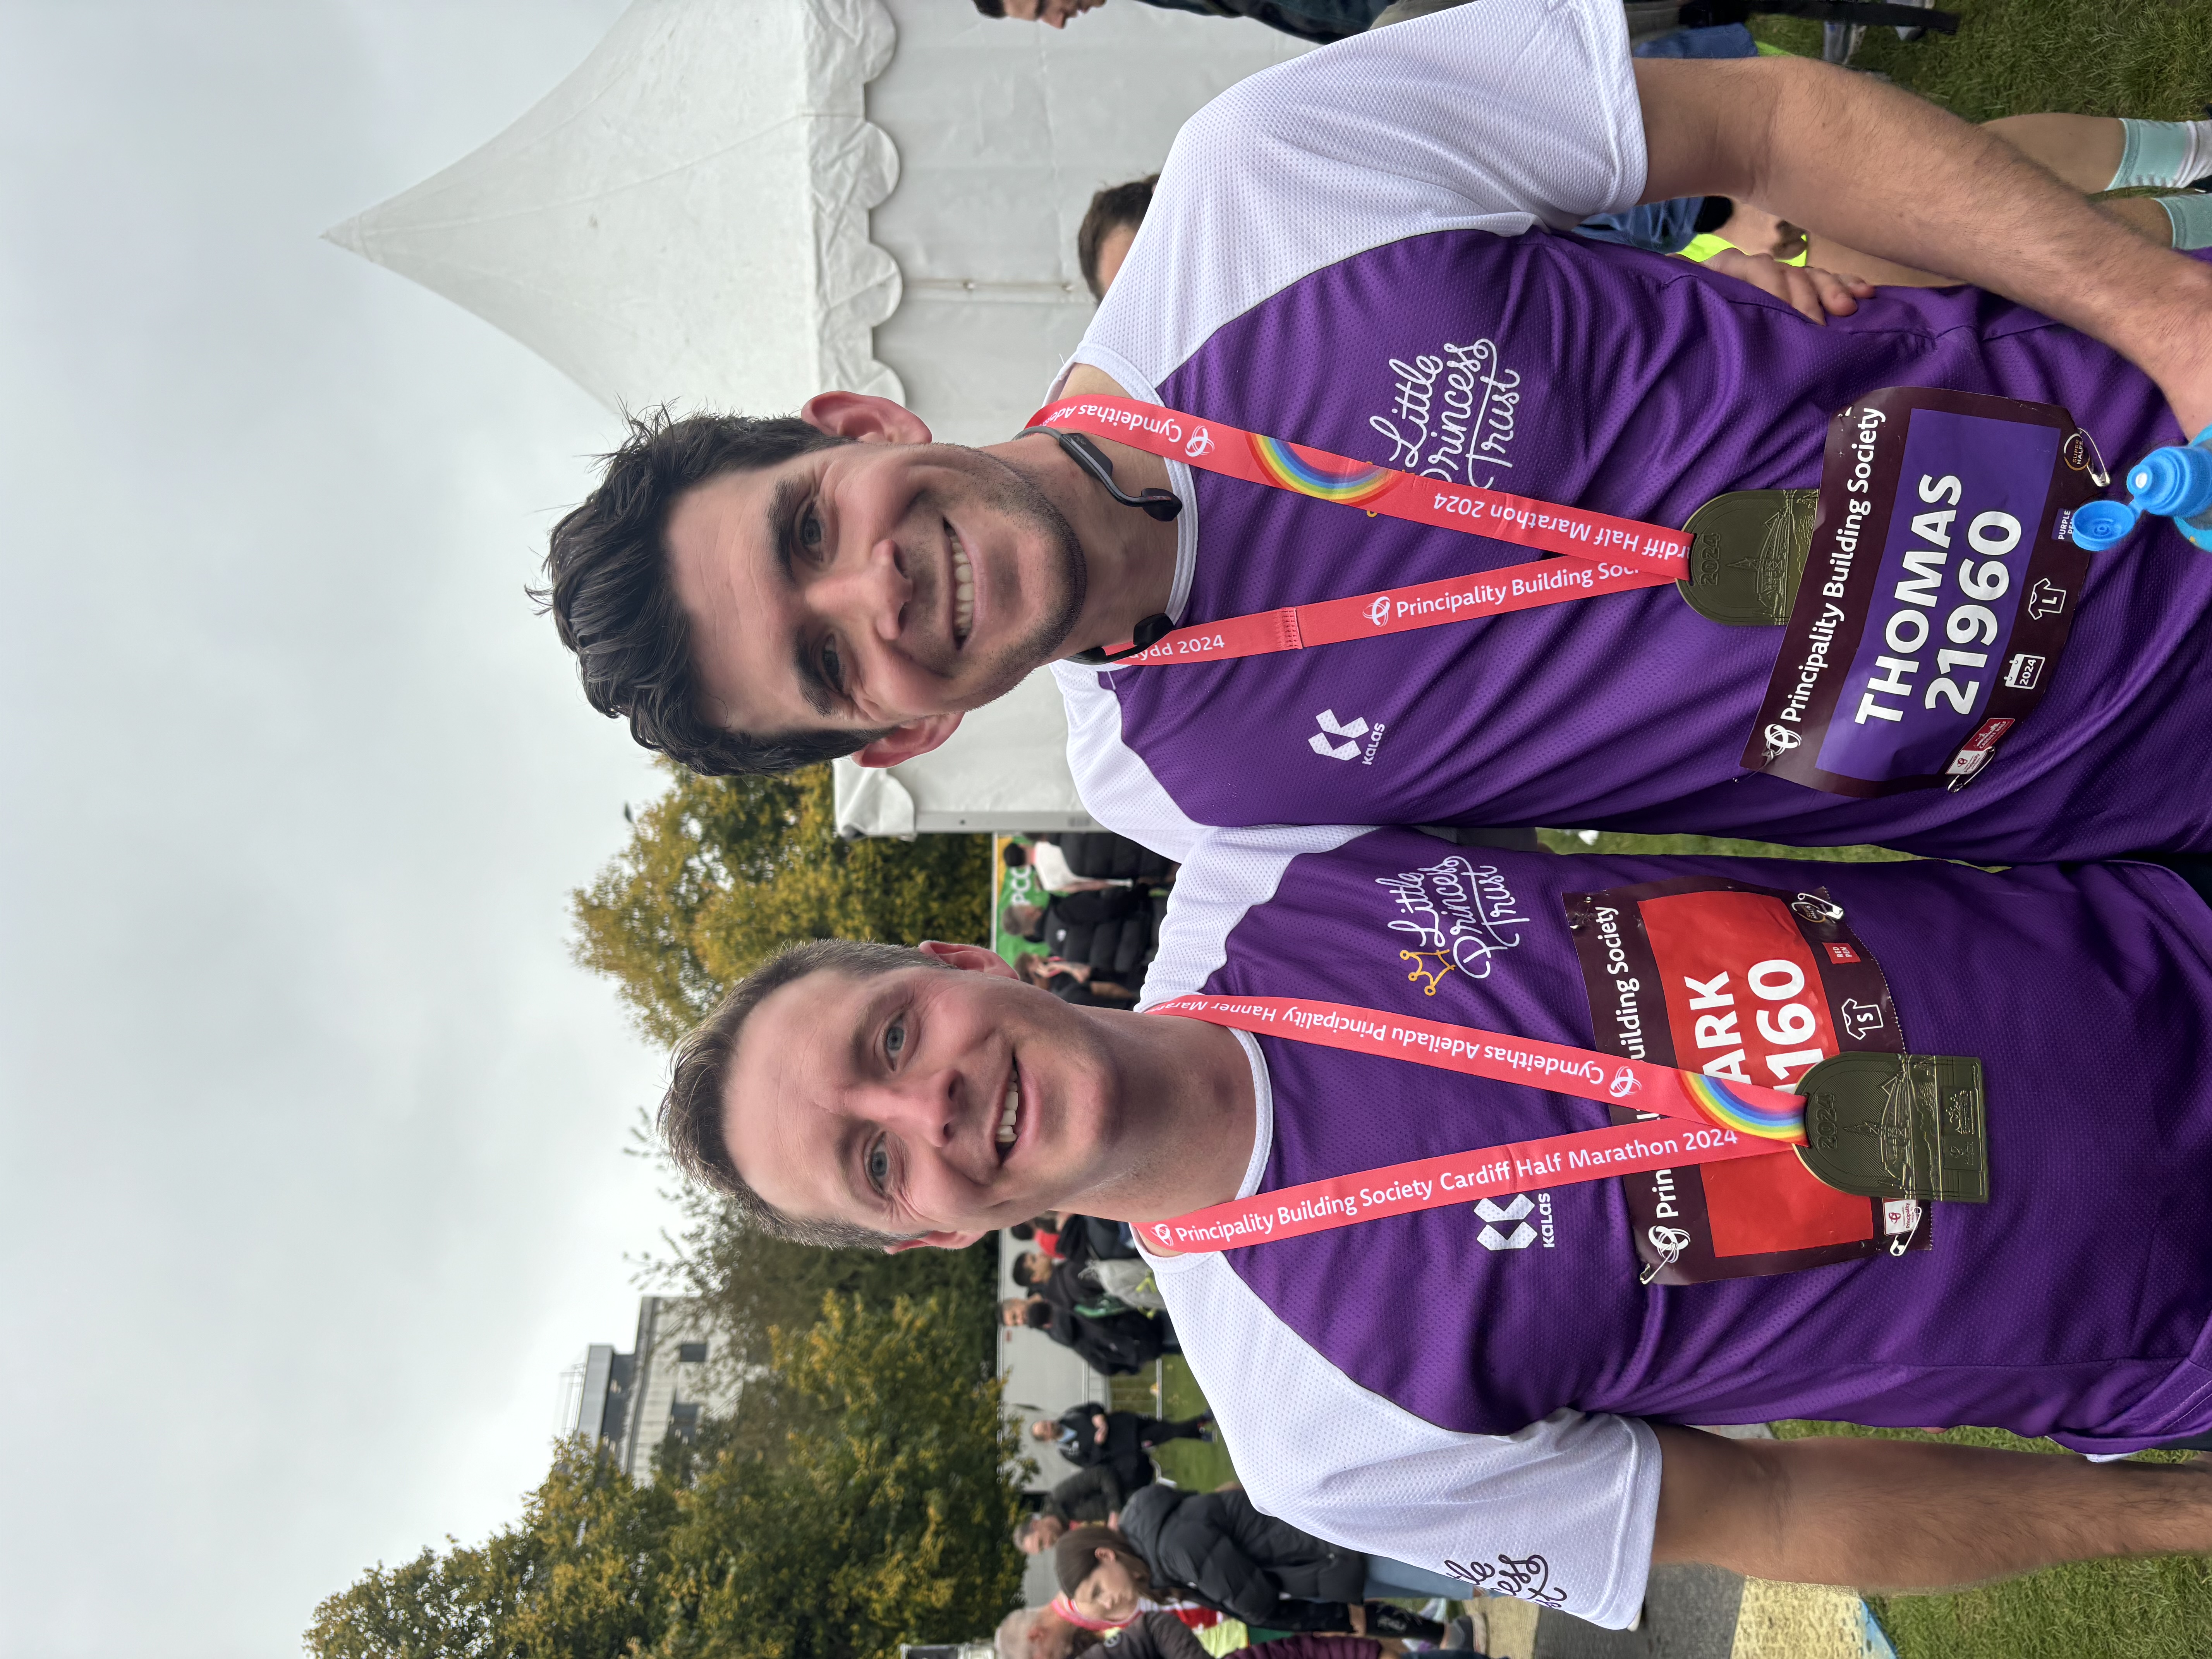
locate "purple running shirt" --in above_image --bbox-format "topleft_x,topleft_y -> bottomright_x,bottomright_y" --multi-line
1140,826 -> 2212,1627
1056,2 -> 2211,863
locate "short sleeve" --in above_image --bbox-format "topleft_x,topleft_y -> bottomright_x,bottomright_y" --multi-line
1148,1246 -> 1661,1630
1076,0 -> 1647,393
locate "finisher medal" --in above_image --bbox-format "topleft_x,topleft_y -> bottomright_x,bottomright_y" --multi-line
1795,1052 -> 1989,1203
1678,488 -> 1820,627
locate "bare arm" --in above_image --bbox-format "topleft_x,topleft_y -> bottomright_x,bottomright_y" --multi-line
1651,1423 -> 2212,1590
1635,56 -> 2212,435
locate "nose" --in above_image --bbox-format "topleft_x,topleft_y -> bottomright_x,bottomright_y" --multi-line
868,1065 -> 962,1149
814,532 -> 914,644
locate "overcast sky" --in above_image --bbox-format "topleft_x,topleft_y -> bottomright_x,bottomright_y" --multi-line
0,4 -> 690,1653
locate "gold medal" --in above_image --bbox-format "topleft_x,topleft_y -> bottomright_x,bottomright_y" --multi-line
1677,488 -> 1819,627
1795,1052 -> 1988,1204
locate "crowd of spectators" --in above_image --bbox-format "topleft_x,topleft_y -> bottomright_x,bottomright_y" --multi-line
1003,833 -> 1176,1009
1001,1204 -> 1493,1653
1001,1208 -> 1175,1374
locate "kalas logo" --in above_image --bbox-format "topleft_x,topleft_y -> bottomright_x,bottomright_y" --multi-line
1365,595 -> 1393,629
1308,709 -> 1369,760
1185,426 -> 1216,460
1474,1194 -> 1554,1251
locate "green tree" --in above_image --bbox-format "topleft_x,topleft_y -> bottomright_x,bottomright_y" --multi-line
304,1296 -> 1025,1659
572,764 -> 990,1047
646,1168 -> 999,1408
307,1446 -> 680,1659
654,1293 -> 1027,1659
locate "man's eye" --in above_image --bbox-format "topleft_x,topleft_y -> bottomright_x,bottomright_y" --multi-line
799,504 -> 824,557
821,639 -> 845,694
884,1015 -> 907,1061
865,1137 -> 891,1194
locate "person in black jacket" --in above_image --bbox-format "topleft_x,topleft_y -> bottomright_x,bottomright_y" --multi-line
1062,1495 -> 1454,1640
1059,1214 -> 1142,1268
1003,889 -> 1160,1000
1020,1409 -> 1155,1522
1017,1463 -> 1147,1552
1043,831 -> 1177,887
1036,1403 -> 1212,1469
1015,951 -> 1135,1008
1000,1294 -> 1175,1376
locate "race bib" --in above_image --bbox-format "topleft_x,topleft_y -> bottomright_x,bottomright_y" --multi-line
1563,875 -> 1929,1283
1741,387 -> 2102,796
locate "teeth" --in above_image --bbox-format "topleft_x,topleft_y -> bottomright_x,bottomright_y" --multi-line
996,1082 -> 1018,1147
950,534 -> 974,645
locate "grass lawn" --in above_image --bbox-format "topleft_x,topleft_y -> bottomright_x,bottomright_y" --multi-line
1772,1422 -> 2212,1658
1534,828 -> 1916,862
1751,0 -> 2212,123
1111,1361 -> 1240,1492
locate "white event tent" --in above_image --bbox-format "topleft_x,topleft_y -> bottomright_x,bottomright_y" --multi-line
328,0 -> 1305,836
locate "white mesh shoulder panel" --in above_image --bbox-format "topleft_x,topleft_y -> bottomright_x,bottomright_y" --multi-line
1053,658 -> 1206,862
1139,824 -> 1371,1004
1079,0 -> 1645,390
1147,1245 -> 1661,1628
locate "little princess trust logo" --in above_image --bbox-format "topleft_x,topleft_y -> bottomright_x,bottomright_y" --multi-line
1375,854 -> 1529,992
1367,338 -> 1524,488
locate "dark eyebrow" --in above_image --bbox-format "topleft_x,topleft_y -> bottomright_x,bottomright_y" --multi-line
770,474 -> 840,720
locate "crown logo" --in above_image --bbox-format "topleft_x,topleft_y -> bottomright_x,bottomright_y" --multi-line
1400,948 -> 1456,996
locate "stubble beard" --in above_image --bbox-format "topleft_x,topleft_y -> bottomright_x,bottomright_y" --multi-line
923,447 -> 1086,711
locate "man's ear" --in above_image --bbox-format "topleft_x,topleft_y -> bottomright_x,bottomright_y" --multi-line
917,939 -> 1020,979
854,713 -> 964,768
802,390 -> 933,445
883,1228 -> 987,1254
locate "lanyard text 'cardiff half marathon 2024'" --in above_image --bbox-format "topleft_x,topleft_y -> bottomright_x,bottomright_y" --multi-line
1135,993 -> 1987,1258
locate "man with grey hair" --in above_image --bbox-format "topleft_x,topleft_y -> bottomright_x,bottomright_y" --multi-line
996,1604 -> 1074,1659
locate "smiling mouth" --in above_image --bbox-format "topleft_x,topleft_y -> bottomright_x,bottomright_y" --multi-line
996,1070 -> 1020,1159
949,526 -> 975,647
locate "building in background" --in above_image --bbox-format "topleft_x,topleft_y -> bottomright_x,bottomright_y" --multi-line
567,1295 -> 746,1484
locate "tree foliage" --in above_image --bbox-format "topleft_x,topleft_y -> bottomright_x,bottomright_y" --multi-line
571,764 -> 991,1046
307,1450 -> 680,1659
645,1160 -> 999,1408
306,1295 -> 1025,1659
654,1295 -> 1027,1659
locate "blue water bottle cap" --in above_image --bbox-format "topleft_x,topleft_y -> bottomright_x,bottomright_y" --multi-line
2127,443 -> 2212,519
2069,497 -> 2140,552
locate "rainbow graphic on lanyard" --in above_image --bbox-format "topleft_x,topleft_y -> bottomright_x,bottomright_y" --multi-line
1248,432 -> 1396,507
1678,1072 -> 1807,1142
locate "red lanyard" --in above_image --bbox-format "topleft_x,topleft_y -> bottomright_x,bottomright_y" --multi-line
1030,396 -> 1692,667
1137,993 -> 1805,1255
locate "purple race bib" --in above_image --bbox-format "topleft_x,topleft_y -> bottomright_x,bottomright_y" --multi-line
1744,388 -> 2102,797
